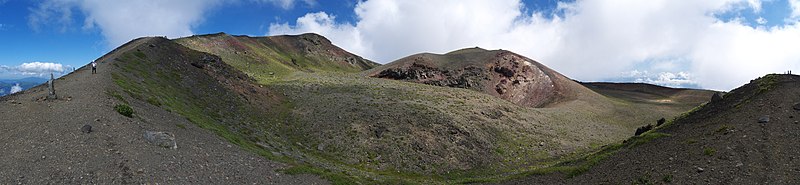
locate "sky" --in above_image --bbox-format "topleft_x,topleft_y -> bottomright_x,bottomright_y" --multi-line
1,0 -> 799,91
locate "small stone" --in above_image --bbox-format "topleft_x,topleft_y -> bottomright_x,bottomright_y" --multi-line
317,144 -> 325,151
81,124 -> 92,133
758,116 -> 770,123
793,103 -> 800,111
697,167 -> 705,172
736,162 -> 743,167
795,121 -> 799,124
539,142 -> 545,146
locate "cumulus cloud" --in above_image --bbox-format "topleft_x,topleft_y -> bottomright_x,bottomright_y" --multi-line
270,0 -> 800,90
0,62 -> 72,77
791,0 -> 800,19
29,0 -> 224,47
18,62 -> 67,75
9,84 -> 22,94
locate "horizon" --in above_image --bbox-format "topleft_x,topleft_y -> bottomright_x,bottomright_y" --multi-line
1,0 -> 800,91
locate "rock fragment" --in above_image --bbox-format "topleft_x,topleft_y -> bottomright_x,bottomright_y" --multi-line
81,124 -> 92,133
143,131 -> 177,149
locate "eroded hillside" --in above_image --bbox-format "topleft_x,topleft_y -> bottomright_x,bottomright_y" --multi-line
504,74 -> 800,184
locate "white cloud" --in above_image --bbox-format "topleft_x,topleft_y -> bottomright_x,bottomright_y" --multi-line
252,0 -> 316,9
29,0 -> 224,47
18,62 -> 65,74
9,84 -> 22,94
756,17 -> 767,24
270,0 -> 800,90
1,62 -> 72,77
790,0 -> 800,19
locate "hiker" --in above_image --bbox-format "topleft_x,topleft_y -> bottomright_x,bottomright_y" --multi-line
91,61 -> 97,74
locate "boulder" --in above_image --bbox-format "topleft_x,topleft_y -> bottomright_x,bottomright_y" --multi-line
635,124 -> 654,136
143,131 -> 177,149
710,92 -> 723,102
657,118 -> 666,126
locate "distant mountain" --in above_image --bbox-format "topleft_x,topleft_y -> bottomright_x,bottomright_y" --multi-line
0,77 -> 47,96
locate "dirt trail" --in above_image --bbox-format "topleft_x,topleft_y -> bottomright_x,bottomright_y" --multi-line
0,38 -> 327,184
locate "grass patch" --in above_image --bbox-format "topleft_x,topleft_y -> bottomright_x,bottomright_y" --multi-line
134,51 -> 147,59
757,74 -> 778,94
114,104 -> 134,118
662,174 -> 673,183
703,147 -> 716,156
146,96 -> 162,106
715,125 -> 731,133
106,90 -> 126,103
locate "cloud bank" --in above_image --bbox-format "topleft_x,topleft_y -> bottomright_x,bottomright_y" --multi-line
269,0 -> 800,90
1,62 -> 71,77
29,0 -> 224,47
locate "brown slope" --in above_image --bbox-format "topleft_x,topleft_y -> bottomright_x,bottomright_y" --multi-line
367,47 -> 598,108
0,37 -> 326,184
506,74 -> 800,184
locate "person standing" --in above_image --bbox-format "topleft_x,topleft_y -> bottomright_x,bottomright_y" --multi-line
91,61 -> 97,74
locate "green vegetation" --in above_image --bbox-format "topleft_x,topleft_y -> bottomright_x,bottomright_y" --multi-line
146,96 -> 161,106
114,104 -> 134,118
662,174 -> 673,183
635,173 -> 653,185
106,89 -> 126,103
736,74 -> 781,109
757,74 -> 779,94
703,147 -> 716,156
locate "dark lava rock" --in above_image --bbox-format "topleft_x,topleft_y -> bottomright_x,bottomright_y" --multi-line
143,131 -> 177,149
81,124 -> 92,133
711,92 -> 723,102
793,103 -> 800,111
758,116 -> 770,123
635,124 -> 653,136
657,118 -> 666,126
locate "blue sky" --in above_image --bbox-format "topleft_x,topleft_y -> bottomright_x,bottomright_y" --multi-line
1,0 -> 799,90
